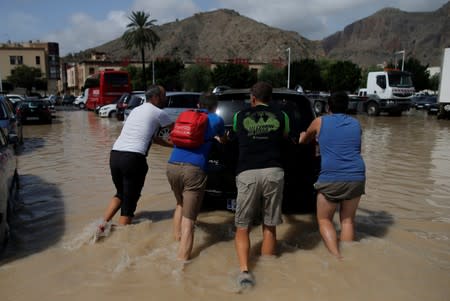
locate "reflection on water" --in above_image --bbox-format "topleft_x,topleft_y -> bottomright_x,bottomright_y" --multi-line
0,109 -> 449,301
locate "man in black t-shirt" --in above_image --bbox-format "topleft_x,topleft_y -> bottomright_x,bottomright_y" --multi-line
232,82 -> 290,287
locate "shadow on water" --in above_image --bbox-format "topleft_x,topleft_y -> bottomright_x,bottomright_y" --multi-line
134,209 -> 174,223
355,208 -> 395,240
0,174 -> 65,264
192,216 -> 235,258
14,137 -> 47,155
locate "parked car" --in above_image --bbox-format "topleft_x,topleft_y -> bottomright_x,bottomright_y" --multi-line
411,95 -> 438,111
123,94 -> 146,120
61,95 -> 76,106
212,85 -> 231,95
116,91 -> 146,121
6,94 -> 25,107
16,99 -> 53,124
0,127 -> 19,248
199,88 -> 319,213
0,96 -> 23,147
425,96 -> 439,114
98,97 -> 121,118
73,89 -> 89,109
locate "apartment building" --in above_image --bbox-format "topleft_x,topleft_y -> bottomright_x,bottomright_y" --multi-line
0,41 -> 60,94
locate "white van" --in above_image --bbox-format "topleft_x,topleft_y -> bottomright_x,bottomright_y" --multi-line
73,88 -> 89,109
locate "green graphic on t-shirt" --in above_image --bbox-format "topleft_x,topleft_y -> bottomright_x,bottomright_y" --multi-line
243,111 -> 280,136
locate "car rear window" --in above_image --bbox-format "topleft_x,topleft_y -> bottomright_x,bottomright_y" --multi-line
22,101 -> 48,109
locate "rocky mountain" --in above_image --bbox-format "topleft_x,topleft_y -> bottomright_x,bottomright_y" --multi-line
322,2 -> 450,67
88,9 -> 323,65
77,3 -> 449,67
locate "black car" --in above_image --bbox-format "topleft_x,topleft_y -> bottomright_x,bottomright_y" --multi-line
16,99 -> 53,124
202,88 -> 319,213
116,91 -> 146,121
411,95 -> 437,110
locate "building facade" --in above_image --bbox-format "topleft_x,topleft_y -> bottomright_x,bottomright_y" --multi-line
0,41 -> 61,95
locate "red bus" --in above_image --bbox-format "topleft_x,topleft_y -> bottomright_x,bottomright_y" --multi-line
84,70 -> 132,110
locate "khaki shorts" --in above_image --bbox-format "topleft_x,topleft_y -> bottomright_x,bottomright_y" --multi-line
235,167 -> 284,228
314,181 -> 365,203
166,163 -> 207,220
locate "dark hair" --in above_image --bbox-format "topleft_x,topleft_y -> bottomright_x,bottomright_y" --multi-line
198,92 -> 218,110
250,81 -> 272,103
328,91 -> 349,113
145,85 -> 162,100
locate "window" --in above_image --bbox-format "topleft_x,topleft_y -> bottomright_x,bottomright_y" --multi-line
36,56 -> 41,65
17,56 -> 23,65
9,56 -> 16,65
89,68 -> 95,75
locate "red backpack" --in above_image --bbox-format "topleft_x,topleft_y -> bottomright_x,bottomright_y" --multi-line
170,110 -> 209,148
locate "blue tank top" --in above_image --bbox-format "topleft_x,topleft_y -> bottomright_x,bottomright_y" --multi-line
168,111 -> 225,171
317,114 -> 365,183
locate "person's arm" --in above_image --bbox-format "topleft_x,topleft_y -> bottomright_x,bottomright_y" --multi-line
299,117 -> 321,144
153,122 -> 174,148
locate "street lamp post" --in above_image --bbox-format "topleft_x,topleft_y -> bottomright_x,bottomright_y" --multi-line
395,50 -> 405,71
286,47 -> 291,89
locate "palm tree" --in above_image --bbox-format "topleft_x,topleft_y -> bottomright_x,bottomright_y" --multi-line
122,11 -> 160,90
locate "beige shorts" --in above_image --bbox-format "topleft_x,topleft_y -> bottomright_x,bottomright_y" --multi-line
235,167 -> 284,228
166,163 -> 207,220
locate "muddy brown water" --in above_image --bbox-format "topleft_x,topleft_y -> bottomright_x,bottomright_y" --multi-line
1,109 -> 449,301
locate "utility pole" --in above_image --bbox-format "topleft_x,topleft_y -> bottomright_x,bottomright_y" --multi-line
286,47 -> 291,89
395,50 -> 406,71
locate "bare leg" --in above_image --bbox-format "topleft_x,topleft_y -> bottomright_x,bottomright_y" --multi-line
118,215 -> 132,225
316,193 -> 341,259
235,227 -> 250,272
177,216 -> 195,261
103,196 -> 121,223
339,196 -> 361,242
173,204 -> 182,241
261,225 -> 277,256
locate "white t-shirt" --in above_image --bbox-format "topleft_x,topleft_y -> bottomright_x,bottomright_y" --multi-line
112,102 -> 172,155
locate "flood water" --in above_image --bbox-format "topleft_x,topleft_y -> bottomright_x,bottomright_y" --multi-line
1,108 -> 449,301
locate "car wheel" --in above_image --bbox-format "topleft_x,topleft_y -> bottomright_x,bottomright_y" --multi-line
79,103 -> 85,110
367,102 -> 380,116
109,111 -> 116,118
157,126 -> 171,142
313,100 -> 324,115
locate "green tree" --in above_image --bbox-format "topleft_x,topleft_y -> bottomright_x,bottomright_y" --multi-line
360,65 -> 384,89
7,65 -> 43,94
289,59 -> 323,91
181,64 -> 212,92
258,64 -> 285,88
404,57 -> 430,91
122,11 -> 160,90
211,63 -> 256,88
325,61 -> 361,93
123,65 -> 144,90
152,58 -> 184,91
429,73 -> 440,92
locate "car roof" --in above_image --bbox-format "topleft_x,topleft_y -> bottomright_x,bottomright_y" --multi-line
166,91 -> 201,96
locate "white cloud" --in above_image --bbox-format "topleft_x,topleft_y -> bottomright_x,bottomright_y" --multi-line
44,11 -> 128,55
131,0 -> 200,24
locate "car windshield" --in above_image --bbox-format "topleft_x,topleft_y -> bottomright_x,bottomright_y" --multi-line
22,101 -> 48,109
388,72 -> 413,87
128,96 -> 144,107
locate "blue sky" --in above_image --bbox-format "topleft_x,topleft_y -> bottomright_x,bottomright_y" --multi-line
0,0 -> 448,56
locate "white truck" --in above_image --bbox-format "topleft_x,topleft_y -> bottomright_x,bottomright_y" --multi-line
437,48 -> 450,119
357,70 -> 415,116
73,88 -> 89,110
